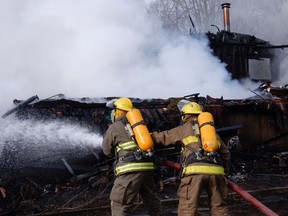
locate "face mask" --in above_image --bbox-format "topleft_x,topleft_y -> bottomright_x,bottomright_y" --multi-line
181,115 -> 185,122
182,114 -> 197,123
177,99 -> 190,112
110,109 -> 115,123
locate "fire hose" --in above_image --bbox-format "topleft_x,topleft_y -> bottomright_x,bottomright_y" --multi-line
161,160 -> 279,216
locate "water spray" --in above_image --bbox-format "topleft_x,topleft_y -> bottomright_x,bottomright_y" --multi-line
0,117 -> 103,169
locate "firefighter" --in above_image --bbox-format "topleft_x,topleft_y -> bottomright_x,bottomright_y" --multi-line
102,97 -> 162,216
151,100 -> 231,216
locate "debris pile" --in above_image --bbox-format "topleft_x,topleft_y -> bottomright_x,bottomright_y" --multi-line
0,87 -> 288,215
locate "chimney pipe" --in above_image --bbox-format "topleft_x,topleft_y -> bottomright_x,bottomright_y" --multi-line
221,3 -> 231,32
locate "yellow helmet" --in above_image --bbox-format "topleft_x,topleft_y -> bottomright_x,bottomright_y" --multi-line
178,100 -> 202,115
113,97 -> 133,111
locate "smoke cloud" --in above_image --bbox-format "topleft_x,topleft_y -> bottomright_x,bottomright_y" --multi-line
0,1 -> 287,112
0,0 -> 261,114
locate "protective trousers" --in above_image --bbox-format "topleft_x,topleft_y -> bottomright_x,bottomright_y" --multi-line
177,174 -> 229,216
110,171 -> 162,216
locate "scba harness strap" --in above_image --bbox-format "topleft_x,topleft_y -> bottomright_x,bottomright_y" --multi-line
118,117 -> 154,162
183,145 -> 223,166
114,140 -> 154,176
181,132 -> 223,165
180,146 -> 225,176
199,121 -> 214,129
179,134 -> 224,176
117,149 -> 153,163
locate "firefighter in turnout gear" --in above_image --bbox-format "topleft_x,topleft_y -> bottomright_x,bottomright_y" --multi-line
102,97 -> 162,216
152,100 -> 231,216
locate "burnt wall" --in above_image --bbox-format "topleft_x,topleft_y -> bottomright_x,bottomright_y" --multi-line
206,100 -> 288,151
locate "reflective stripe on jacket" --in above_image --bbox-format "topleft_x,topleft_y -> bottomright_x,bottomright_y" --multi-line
182,164 -> 225,175
116,140 -> 137,152
182,135 -> 199,145
115,162 -> 155,176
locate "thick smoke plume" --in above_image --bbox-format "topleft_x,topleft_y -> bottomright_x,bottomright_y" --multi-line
0,0 -> 260,113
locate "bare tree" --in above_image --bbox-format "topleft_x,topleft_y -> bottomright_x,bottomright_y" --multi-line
146,0 -> 286,37
146,0 -> 225,34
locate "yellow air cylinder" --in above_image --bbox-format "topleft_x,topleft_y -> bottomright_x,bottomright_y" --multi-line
198,112 -> 219,152
126,108 -> 154,152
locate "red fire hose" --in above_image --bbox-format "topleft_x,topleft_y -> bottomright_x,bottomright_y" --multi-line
161,160 -> 279,216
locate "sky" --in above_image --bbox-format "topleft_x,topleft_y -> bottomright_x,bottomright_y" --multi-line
0,0 -> 288,165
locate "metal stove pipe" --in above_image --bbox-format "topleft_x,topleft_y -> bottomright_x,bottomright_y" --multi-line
221,3 -> 231,32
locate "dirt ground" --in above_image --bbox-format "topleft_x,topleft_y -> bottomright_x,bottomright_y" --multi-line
1,169 -> 287,216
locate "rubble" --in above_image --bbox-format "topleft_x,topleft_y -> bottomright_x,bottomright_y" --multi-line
0,91 -> 288,215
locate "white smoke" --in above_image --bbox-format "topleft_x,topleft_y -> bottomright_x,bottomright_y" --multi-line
0,0 -> 259,114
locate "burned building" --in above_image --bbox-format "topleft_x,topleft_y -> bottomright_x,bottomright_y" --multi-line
205,3 -> 288,81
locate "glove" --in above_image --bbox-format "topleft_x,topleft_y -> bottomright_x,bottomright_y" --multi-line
0,186 -> 6,198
